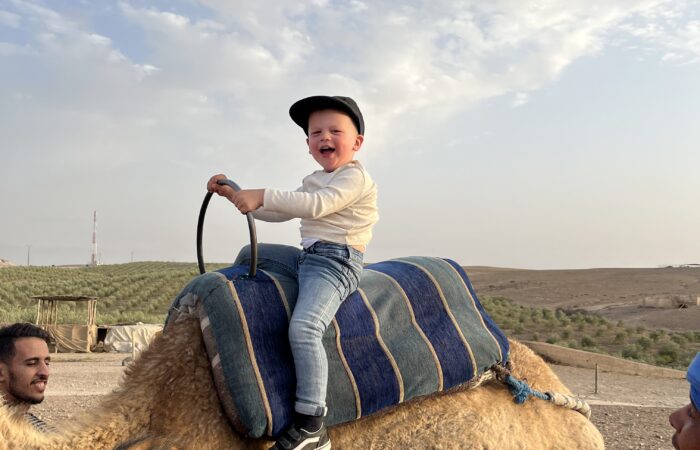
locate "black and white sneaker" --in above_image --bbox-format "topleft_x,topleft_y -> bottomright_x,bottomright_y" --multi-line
269,422 -> 330,450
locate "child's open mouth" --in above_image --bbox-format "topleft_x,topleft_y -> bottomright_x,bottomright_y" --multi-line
320,146 -> 335,155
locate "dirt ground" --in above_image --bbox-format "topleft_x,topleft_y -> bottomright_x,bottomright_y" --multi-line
467,266 -> 700,332
31,351 -> 688,450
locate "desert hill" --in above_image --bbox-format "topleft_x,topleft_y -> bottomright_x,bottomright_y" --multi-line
467,266 -> 700,332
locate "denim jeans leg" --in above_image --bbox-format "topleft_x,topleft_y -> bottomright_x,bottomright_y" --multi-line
289,243 -> 363,416
233,243 -> 301,279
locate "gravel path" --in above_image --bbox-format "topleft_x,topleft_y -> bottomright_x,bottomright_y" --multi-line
551,365 -> 686,450
31,352 -> 688,449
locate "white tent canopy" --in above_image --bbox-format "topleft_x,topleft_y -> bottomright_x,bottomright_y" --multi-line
104,323 -> 163,353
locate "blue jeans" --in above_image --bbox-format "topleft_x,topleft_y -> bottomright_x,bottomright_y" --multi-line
233,242 -> 364,417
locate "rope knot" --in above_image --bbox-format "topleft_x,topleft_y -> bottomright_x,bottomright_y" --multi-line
505,375 -> 551,404
489,361 -> 592,419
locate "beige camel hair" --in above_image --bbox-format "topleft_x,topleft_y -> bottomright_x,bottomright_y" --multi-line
0,314 -> 604,449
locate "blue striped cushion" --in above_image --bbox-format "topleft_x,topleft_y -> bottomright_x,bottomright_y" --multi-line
166,256 -> 509,438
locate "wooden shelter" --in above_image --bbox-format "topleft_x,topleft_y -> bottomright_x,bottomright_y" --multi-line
32,295 -> 98,352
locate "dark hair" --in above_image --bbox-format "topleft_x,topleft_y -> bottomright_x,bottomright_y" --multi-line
0,323 -> 51,364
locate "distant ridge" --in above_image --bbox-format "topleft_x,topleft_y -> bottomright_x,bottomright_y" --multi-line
0,259 -> 15,268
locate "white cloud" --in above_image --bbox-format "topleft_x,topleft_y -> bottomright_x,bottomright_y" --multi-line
134,63 -> 160,78
349,1 -> 368,12
104,0 -> 699,129
512,92 -> 529,108
3,0 -> 695,163
0,41 -> 28,55
6,0 -> 698,117
3,0 -> 696,160
119,4 -> 190,31
0,9 -> 21,27
616,1 -> 700,64
13,0 -> 75,34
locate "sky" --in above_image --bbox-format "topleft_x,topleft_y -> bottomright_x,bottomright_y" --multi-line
1,0 -> 699,269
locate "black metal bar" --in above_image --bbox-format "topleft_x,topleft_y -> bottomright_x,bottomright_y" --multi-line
196,179 -> 258,277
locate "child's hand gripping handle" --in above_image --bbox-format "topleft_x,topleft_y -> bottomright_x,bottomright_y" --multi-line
197,179 -> 258,277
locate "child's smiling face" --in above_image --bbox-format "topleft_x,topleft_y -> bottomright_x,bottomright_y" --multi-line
307,109 -> 364,172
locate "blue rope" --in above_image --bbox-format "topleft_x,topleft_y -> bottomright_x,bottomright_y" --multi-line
505,375 -> 551,404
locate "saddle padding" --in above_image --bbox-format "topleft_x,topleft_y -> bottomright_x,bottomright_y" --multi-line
166,256 -> 509,438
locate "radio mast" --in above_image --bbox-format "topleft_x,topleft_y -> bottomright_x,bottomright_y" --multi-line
91,210 -> 99,266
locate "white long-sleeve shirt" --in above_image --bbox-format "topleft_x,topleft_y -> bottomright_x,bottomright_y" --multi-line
252,161 -> 378,249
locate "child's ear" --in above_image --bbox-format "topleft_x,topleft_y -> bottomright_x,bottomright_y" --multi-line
353,134 -> 364,151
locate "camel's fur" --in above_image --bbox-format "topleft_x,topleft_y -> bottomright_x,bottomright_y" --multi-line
0,315 -> 604,449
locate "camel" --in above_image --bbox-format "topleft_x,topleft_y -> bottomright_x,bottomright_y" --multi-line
0,312 -> 604,450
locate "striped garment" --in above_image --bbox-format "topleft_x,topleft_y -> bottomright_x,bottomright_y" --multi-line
166,256 -> 509,439
25,412 -> 54,433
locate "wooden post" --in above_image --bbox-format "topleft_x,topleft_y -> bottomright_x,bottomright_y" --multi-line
594,364 -> 599,394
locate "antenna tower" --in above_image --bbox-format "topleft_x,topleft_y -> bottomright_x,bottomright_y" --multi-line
91,210 -> 99,266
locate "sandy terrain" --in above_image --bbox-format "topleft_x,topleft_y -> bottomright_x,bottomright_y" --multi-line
30,351 -> 687,450
467,266 -> 700,332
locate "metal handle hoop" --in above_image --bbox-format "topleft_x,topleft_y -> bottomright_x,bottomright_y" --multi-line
196,179 -> 258,277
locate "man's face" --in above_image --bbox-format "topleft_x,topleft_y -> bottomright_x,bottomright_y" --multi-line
306,109 -> 364,173
670,402 -> 700,450
0,337 -> 50,405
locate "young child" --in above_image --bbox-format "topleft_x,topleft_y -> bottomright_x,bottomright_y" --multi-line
207,96 -> 378,450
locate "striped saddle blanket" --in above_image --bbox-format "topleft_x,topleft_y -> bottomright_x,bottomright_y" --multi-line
166,256 -> 509,438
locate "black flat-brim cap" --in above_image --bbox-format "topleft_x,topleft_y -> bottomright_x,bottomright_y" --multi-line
289,95 -> 365,136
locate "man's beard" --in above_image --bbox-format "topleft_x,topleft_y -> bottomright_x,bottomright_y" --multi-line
8,377 -> 46,405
